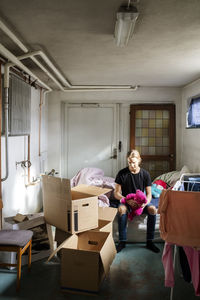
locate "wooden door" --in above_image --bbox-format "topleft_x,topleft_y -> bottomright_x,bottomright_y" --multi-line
130,104 -> 176,180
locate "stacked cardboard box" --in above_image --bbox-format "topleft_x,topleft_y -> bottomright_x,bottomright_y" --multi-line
42,175 -> 117,294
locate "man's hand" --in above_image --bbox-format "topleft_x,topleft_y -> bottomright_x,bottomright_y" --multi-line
126,199 -> 139,209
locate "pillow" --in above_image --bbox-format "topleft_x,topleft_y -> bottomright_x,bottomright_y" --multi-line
170,165 -> 190,186
153,171 -> 180,185
153,165 -> 190,186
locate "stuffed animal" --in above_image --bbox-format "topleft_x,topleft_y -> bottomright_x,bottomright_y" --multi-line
120,189 -> 147,221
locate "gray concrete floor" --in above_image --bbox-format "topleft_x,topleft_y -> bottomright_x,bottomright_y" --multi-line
0,243 -> 198,300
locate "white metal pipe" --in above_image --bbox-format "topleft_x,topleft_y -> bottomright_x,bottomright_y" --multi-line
63,85 -> 138,92
31,51 -> 139,90
0,19 -> 139,92
4,64 -> 11,88
68,85 -> 137,89
18,50 -> 71,88
1,87 -> 9,182
17,52 -> 39,60
32,56 -> 65,90
0,20 -> 29,53
18,51 -> 138,90
35,51 -> 71,88
17,53 -> 65,91
0,44 -> 52,91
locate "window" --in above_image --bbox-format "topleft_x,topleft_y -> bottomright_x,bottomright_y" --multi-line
186,97 -> 200,128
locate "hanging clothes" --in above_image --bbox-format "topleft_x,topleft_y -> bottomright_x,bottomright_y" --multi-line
158,189 -> 200,247
162,242 -> 200,296
178,246 -> 191,283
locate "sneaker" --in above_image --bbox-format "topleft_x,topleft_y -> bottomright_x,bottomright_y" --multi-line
116,241 -> 126,253
146,240 -> 160,253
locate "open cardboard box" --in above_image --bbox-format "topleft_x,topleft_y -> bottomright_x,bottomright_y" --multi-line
48,230 -> 116,294
93,207 -> 117,233
55,206 -> 117,246
42,176 -> 111,234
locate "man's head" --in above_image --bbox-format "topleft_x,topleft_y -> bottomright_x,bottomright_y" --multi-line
127,149 -> 141,172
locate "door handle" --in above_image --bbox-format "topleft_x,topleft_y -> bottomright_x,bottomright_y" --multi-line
118,141 -> 122,152
110,148 -> 117,159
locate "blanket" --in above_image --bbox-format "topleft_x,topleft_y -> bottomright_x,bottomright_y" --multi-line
70,167 -> 115,207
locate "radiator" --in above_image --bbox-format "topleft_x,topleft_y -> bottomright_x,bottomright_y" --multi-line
2,74 -> 31,136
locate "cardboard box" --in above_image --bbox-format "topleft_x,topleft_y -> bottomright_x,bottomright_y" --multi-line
48,231 -> 116,294
4,212 -> 45,230
55,228 -> 71,247
92,207 -> 117,233
55,207 -> 117,246
3,213 -> 51,266
42,176 -> 111,234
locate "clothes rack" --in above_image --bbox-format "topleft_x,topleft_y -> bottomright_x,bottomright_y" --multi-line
168,174 -> 200,300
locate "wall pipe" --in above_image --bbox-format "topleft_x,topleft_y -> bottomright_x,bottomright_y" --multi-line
0,19 -> 138,92
0,50 -> 51,183
39,88 -> 43,157
28,135 -> 30,184
1,64 -> 11,182
1,87 -> 9,182
0,63 -> 3,228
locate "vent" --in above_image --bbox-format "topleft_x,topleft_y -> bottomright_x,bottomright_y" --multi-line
2,74 -> 31,136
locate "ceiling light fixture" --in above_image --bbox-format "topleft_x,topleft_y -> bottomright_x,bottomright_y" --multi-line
114,0 -> 139,47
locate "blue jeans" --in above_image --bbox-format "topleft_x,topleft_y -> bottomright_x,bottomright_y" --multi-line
118,204 -> 156,241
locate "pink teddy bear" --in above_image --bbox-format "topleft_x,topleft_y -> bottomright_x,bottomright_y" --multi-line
120,189 -> 147,221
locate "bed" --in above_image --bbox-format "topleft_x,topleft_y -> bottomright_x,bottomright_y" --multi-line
70,166 -> 190,243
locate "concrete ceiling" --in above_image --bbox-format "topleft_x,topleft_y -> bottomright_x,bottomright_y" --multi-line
0,0 -> 200,89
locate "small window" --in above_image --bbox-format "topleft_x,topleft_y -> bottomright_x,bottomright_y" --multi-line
186,97 -> 200,128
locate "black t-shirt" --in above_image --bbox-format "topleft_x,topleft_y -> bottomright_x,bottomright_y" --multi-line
115,167 -> 151,197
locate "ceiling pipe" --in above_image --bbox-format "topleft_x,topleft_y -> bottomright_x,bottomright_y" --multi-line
18,53 -> 65,91
0,19 -> 28,53
18,51 -> 71,88
18,51 -> 137,91
0,19 -> 138,92
62,86 -> 138,92
0,44 -> 52,91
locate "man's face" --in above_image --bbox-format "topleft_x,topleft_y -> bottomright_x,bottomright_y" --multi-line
128,157 -> 140,172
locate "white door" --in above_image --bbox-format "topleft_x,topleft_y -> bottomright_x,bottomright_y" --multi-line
63,103 -> 119,178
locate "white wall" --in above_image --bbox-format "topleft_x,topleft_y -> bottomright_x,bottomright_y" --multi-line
1,86 -> 48,219
180,79 -> 200,172
1,74 -> 198,219
47,86 -> 182,176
